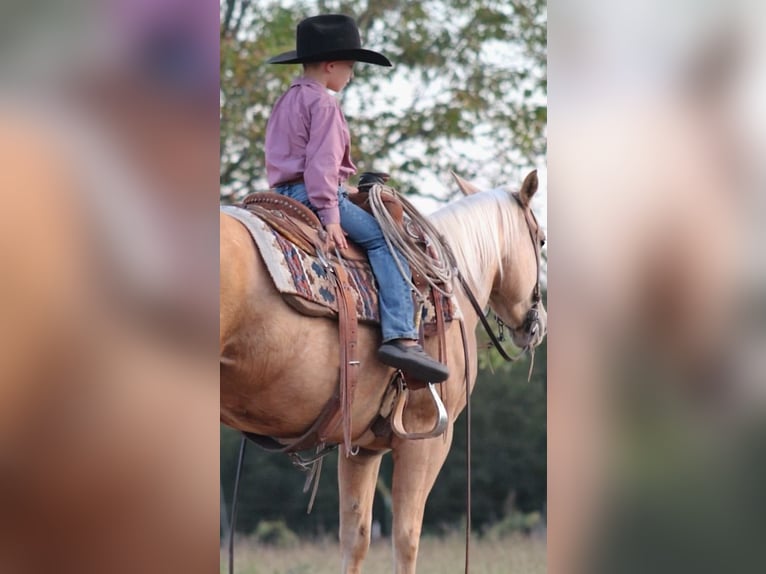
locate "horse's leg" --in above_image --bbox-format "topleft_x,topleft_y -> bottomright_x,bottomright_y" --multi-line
338,451 -> 383,574
390,427 -> 454,574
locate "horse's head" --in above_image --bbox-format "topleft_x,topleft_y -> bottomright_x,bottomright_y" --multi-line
451,170 -> 547,351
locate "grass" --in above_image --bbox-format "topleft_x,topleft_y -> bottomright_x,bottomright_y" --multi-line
221,532 -> 546,574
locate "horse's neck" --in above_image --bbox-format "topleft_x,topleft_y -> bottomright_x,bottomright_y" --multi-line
433,230 -> 500,314
458,262 -> 497,312
431,190 -> 525,318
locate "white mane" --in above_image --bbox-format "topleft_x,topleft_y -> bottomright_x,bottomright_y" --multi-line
431,188 -> 523,293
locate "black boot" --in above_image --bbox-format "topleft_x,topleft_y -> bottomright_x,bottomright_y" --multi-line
377,340 -> 449,382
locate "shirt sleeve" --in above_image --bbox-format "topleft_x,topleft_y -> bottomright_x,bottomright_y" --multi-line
304,101 -> 345,226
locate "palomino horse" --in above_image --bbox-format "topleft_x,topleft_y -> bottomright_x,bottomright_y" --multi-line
220,171 -> 547,573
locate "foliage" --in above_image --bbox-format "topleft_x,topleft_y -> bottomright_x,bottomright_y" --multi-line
221,428 -> 341,536
485,510 -> 543,538
253,520 -> 300,547
220,0 -> 546,201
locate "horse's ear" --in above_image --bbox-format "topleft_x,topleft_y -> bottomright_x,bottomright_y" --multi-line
517,170 -> 539,206
450,170 -> 482,196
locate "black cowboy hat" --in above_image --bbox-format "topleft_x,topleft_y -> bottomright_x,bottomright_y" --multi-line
267,14 -> 391,67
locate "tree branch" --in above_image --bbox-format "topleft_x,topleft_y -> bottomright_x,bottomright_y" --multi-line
221,0 -> 237,39
231,0 -> 252,40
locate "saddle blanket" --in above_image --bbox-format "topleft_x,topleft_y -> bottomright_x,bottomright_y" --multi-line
221,205 -> 459,328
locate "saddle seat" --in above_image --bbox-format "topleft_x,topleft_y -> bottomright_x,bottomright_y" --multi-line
243,191 -> 430,289
242,192 -> 368,262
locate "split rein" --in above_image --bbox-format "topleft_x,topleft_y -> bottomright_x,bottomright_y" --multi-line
456,272 -> 540,381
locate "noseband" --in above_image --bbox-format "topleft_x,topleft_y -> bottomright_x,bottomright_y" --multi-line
456,191 -> 544,363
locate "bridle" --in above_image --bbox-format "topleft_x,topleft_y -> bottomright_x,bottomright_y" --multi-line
456,191 -> 545,363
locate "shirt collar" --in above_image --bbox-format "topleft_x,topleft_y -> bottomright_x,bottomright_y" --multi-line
291,76 -> 325,90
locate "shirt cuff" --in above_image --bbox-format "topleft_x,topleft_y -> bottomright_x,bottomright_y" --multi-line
317,206 -> 340,226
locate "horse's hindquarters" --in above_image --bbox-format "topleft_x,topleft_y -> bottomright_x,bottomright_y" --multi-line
220,212 -> 390,440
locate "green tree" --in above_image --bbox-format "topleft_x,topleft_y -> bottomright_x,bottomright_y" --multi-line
220,0 -> 546,201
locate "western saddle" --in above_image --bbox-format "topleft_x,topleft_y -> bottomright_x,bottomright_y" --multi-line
239,189 -> 450,459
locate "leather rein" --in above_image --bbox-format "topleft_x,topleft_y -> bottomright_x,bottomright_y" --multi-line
456,192 -> 544,363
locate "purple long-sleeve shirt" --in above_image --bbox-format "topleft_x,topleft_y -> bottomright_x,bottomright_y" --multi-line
265,77 -> 356,225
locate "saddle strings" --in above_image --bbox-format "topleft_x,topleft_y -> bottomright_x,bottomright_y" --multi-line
367,183 -> 457,300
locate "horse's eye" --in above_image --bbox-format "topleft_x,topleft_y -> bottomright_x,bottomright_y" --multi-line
540,238 -> 546,248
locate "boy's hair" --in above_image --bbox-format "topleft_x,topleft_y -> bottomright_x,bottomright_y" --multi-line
302,61 -> 325,71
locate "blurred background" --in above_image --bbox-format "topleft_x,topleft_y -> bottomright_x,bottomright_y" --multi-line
549,1 -> 766,573
0,0 -> 219,572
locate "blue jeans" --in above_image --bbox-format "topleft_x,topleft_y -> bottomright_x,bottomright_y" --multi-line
275,182 -> 418,342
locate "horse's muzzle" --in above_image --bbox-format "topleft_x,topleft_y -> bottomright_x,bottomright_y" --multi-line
523,307 -> 539,333
515,304 -> 546,350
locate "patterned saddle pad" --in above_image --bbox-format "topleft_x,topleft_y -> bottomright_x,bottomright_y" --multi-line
222,205 -> 459,328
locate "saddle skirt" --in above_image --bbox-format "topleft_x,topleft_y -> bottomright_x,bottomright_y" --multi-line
221,204 -> 459,330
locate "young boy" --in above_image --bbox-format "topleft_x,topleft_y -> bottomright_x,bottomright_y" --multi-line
265,14 -> 449,383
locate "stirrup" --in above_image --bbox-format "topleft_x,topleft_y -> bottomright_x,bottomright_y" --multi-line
391,374 -> 448,440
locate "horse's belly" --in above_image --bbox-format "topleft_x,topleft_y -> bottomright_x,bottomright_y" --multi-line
220,347 -> 390,443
